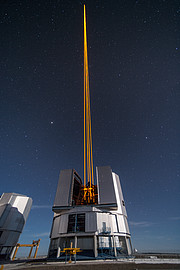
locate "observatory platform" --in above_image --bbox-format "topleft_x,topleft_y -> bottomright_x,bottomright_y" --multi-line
48,166 -> 133,259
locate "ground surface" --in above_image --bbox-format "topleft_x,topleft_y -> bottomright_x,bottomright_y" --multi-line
1,254 -> 180,270
1,258 -> 180,270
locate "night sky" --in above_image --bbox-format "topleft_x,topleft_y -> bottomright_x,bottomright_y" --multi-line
1,0 -> 180,255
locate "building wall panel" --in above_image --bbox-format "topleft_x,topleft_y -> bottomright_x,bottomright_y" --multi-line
59,214 -> 68,234
77,237 -> 94,249
23,198 -> 33,221
13,197 -> 29,215
97,212 -> 112,233
96,166 -> 117,205
110,214 -> 118,233
3,208 -> 24,232
124,217 -> 130,234
0,231 -> 19,246
85,212 -> 97,232
53,169 -> 73,207
113,173 -> 127,216
117,215 -> 126,233
51,216 -> 61,238
0,205 -> 10,227
112,173 -> 123,214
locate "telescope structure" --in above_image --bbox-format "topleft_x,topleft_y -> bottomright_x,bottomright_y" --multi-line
48,6 -> 133,259
0,193 -> 32,260
48,167 -> 132,259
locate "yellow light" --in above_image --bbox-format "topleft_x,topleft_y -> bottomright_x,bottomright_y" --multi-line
83,5 -> 94,192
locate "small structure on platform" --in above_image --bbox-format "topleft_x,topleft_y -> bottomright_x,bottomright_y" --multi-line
0,193 -> 32,260
48,166 -> 133,259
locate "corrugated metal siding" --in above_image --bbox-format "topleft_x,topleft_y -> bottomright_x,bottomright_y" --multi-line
59,214 -> 68,234
77,237 -> 94,249
96,166 -> 117,205
117,215 -> 126,233
85,212 -> 97,232
110,214 -> 118,233
53,169 -> 73,207
51,215 -> 61,238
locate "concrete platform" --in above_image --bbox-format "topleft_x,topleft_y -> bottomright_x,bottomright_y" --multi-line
1,257 -> 180,270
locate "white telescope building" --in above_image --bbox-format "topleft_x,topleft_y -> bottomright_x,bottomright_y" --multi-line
0,193 -> 32,260
48,166 -> 133,259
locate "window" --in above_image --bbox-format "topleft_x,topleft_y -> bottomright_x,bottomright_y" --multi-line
67,214 -> 76,233
77,214 -> 85,232
48,238 -> 59,258
97,236 -> 115,257
115,236 -> 128,255
50,238 -> 58,250
67,214 -> 85,233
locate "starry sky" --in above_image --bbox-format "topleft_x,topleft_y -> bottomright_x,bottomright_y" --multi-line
0,0 -> 180,255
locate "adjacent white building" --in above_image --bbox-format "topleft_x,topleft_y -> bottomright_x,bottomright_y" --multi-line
0,193 -> 32,260
48,166 -> 133,259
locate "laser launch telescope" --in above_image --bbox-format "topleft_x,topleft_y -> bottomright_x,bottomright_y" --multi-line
48,6 -> 133,259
